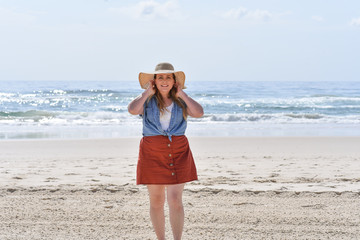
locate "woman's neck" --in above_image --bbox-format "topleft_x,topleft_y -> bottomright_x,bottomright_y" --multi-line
160,93 -> 173,107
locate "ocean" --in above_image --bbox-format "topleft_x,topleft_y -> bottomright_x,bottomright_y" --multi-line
1,81 -> 360,139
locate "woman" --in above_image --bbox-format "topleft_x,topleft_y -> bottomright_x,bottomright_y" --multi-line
128,62 -> 203,240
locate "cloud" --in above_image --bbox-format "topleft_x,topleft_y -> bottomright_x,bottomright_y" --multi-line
222,7 -> 248,20
350,17 -> 360,27
312,16 -> 324,22
109,0 -> 183,20
221,7 -> 273,22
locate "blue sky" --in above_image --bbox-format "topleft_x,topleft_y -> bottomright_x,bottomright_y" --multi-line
0,0 -> 359,81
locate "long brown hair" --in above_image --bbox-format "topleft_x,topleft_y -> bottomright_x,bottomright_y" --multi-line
147,74 -> 187,119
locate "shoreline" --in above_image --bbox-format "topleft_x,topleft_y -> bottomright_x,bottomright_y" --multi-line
3,122 -> 360,140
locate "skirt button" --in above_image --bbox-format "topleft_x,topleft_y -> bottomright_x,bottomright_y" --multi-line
171,172 -> 175,176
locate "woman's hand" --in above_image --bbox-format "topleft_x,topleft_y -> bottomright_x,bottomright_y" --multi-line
128,79 -> 155,115
175,82 -> 185,98
145,79 -> 156,96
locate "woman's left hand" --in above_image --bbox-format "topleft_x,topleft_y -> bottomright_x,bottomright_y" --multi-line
175,83 -> 185,98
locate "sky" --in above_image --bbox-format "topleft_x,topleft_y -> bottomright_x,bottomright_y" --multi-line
0,0 -> 359,82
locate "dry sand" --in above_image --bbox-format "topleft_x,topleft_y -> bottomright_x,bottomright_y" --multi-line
1,137 -> 360,239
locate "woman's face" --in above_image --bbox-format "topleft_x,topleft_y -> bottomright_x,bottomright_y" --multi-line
155,74 -> 175,94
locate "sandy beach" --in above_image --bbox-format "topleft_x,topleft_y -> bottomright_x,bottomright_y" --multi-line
1,137 -> 360,239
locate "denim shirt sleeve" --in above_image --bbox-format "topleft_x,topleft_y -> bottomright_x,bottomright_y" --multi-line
142,97 -> 187,141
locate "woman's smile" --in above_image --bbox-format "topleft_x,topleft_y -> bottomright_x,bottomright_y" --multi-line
155,73 -> 175,92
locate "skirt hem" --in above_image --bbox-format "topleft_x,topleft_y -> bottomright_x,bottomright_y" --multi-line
136,178 -> 198,185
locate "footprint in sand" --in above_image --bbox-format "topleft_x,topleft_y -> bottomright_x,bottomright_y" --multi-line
12,176 -> 24,180
301,204 -> 326,209
44,177 -> 59,182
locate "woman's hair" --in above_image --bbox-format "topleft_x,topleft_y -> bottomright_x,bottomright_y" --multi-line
147,73 -> 187,119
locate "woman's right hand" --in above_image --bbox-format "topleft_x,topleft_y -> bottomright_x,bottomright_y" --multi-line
128,79 -> 155,115
145,79 -> 156,96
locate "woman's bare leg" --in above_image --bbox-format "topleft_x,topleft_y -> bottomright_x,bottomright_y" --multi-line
167,183 -> 185,240
147,185 -> 166,240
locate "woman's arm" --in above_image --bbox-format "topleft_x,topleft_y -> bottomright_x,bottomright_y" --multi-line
128,80 -> 155,115
176,85 -> 204,118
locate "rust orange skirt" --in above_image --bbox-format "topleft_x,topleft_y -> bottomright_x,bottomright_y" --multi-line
137,135 -> 198,185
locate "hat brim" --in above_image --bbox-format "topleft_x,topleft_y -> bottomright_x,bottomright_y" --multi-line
139,71 -> 186,89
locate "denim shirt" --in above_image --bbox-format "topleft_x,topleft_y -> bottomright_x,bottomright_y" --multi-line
142,97 -> 187,141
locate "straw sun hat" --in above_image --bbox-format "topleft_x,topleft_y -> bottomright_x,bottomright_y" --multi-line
138,62 -> 186,89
